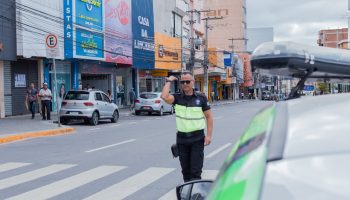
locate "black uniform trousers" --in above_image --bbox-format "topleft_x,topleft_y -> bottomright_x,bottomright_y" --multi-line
41,100 -> 51,120
178,137 -> 204,182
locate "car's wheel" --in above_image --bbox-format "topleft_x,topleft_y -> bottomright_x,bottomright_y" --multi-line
159,107 -> 164,116
135,110 -> 141,115
170,106 -> 174,115
61,118 -> 69,125
111,110 -> 119,123
89,112 -> 99,126
148,112 -> 152,115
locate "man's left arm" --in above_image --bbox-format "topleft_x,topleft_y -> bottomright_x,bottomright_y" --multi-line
202,96 -> 213,146
204,109 -> 213,146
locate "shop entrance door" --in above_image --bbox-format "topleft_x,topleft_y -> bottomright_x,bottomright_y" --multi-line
82,74 -> 111,93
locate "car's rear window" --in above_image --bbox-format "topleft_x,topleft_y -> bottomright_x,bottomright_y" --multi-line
139,93 -> 158,99
65,91 -> 90,100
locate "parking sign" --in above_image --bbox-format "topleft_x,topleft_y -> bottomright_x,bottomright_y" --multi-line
46,34 -> 60,58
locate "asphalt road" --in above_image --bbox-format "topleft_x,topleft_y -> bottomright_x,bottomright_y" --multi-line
0,101 -> 272,200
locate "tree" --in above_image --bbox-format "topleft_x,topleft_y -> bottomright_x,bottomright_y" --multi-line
317,82 -> 329,94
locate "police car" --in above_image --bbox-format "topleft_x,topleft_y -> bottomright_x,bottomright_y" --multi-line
176,42 -> 350,200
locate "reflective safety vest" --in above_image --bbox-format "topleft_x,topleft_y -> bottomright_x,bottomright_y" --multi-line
175,104 -> 206,133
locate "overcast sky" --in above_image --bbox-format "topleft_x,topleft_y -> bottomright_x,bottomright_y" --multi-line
247,0 -> 349,45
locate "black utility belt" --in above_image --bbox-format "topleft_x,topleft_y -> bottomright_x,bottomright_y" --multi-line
177,130 -> 204,138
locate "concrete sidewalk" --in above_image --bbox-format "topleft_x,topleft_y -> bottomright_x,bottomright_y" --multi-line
0,112 -> 77,144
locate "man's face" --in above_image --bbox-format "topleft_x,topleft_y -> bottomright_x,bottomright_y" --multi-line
180,74 -> 194,92
43,84 -> 48,89
31,83 -> 34,89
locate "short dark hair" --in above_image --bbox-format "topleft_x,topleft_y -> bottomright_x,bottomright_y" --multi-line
181,71 -> 193,77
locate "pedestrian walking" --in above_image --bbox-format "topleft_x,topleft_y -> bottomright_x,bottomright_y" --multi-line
25,83 -> 38,119
161,71 -> 213,182
129,88 -> 136,111
39,82 -> 52,120
107,90 -> 113,100
210,91 -> 215,102
58,84 -> 66,111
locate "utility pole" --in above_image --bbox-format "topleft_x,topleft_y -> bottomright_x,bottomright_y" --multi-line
228,39 -> 236,101
187,10 -> 196,73
186,9 -> 211,73
228,38 -> 247,101
202,16 -> 223,99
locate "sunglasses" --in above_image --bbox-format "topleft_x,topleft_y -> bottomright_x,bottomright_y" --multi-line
180,80 -> 192,85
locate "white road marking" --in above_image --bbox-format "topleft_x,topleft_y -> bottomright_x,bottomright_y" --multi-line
88,128 -> 101,131
234,111 -> 243,114
206,143 -> 232,159
110,124 -> 121,127
128,122 -> 137,125
142,120 -> 149,122
213,116 -> 224,120
85,139 -> 136,153
154,118 -> 162,120
0,164 -> 76,190
84,167 -> 175,200
0,162 -> 31,173
158,170 -> 219,200
6,166 -> 126,200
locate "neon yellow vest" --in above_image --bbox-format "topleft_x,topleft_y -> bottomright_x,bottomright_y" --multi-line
175,104 -> 206,133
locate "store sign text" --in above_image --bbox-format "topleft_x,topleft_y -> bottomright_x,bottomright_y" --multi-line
64,0 -> 73,58
158,45 -> 179,60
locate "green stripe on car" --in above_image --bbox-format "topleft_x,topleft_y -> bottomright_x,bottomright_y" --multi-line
207,106 -> 276,200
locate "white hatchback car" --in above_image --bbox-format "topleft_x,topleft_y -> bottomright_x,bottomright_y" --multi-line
60,90 -> 119,126
134,92 -> 174,116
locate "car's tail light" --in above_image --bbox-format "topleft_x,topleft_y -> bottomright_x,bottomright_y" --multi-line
155,100 -> 161,104
84,102 -> 94,106
135,100 -> 140,104
61,102 -> 67,106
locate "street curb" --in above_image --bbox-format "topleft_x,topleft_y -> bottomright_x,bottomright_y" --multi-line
0,127 -> 76,144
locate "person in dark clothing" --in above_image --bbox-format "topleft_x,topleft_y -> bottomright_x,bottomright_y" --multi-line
26,83 -> 38,119
161,71 -> 214,182
39,82 -> 52,120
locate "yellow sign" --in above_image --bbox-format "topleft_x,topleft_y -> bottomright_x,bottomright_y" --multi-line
155,32 -> 182,70
152,70 -> 168,77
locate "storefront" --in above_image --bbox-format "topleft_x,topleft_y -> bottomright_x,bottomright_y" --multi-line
132,0 -> 155,96
149,32 -> 182,93
138,69 -> 170,93
0,0 -> 16,118
10,59 -> 39,115
43,60 -> 71,112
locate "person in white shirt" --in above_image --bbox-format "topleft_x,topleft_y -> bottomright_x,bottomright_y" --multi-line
39,82 -> 52,120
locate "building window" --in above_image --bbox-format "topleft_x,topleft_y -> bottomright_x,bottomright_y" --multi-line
195,36 -> 201,50
173,13 -> 182,38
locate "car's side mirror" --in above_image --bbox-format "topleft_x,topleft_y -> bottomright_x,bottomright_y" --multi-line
176,180 -> 213,200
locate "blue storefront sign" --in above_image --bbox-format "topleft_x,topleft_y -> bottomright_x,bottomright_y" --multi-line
64,0 -> 73,58
304,85 -> 315,91
76,28 -> 103,58
75,0 -> 103,31
224,52 -> 232,67
132,0 -> 155,69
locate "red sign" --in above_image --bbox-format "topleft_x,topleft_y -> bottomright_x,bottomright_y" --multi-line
46,34 -> 58,48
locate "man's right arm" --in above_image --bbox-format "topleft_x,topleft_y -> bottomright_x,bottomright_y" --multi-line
161,76 -> 177,104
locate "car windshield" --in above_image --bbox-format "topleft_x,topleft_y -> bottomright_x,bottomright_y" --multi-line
65,91 -> 90,100
139,93 -> 159,99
